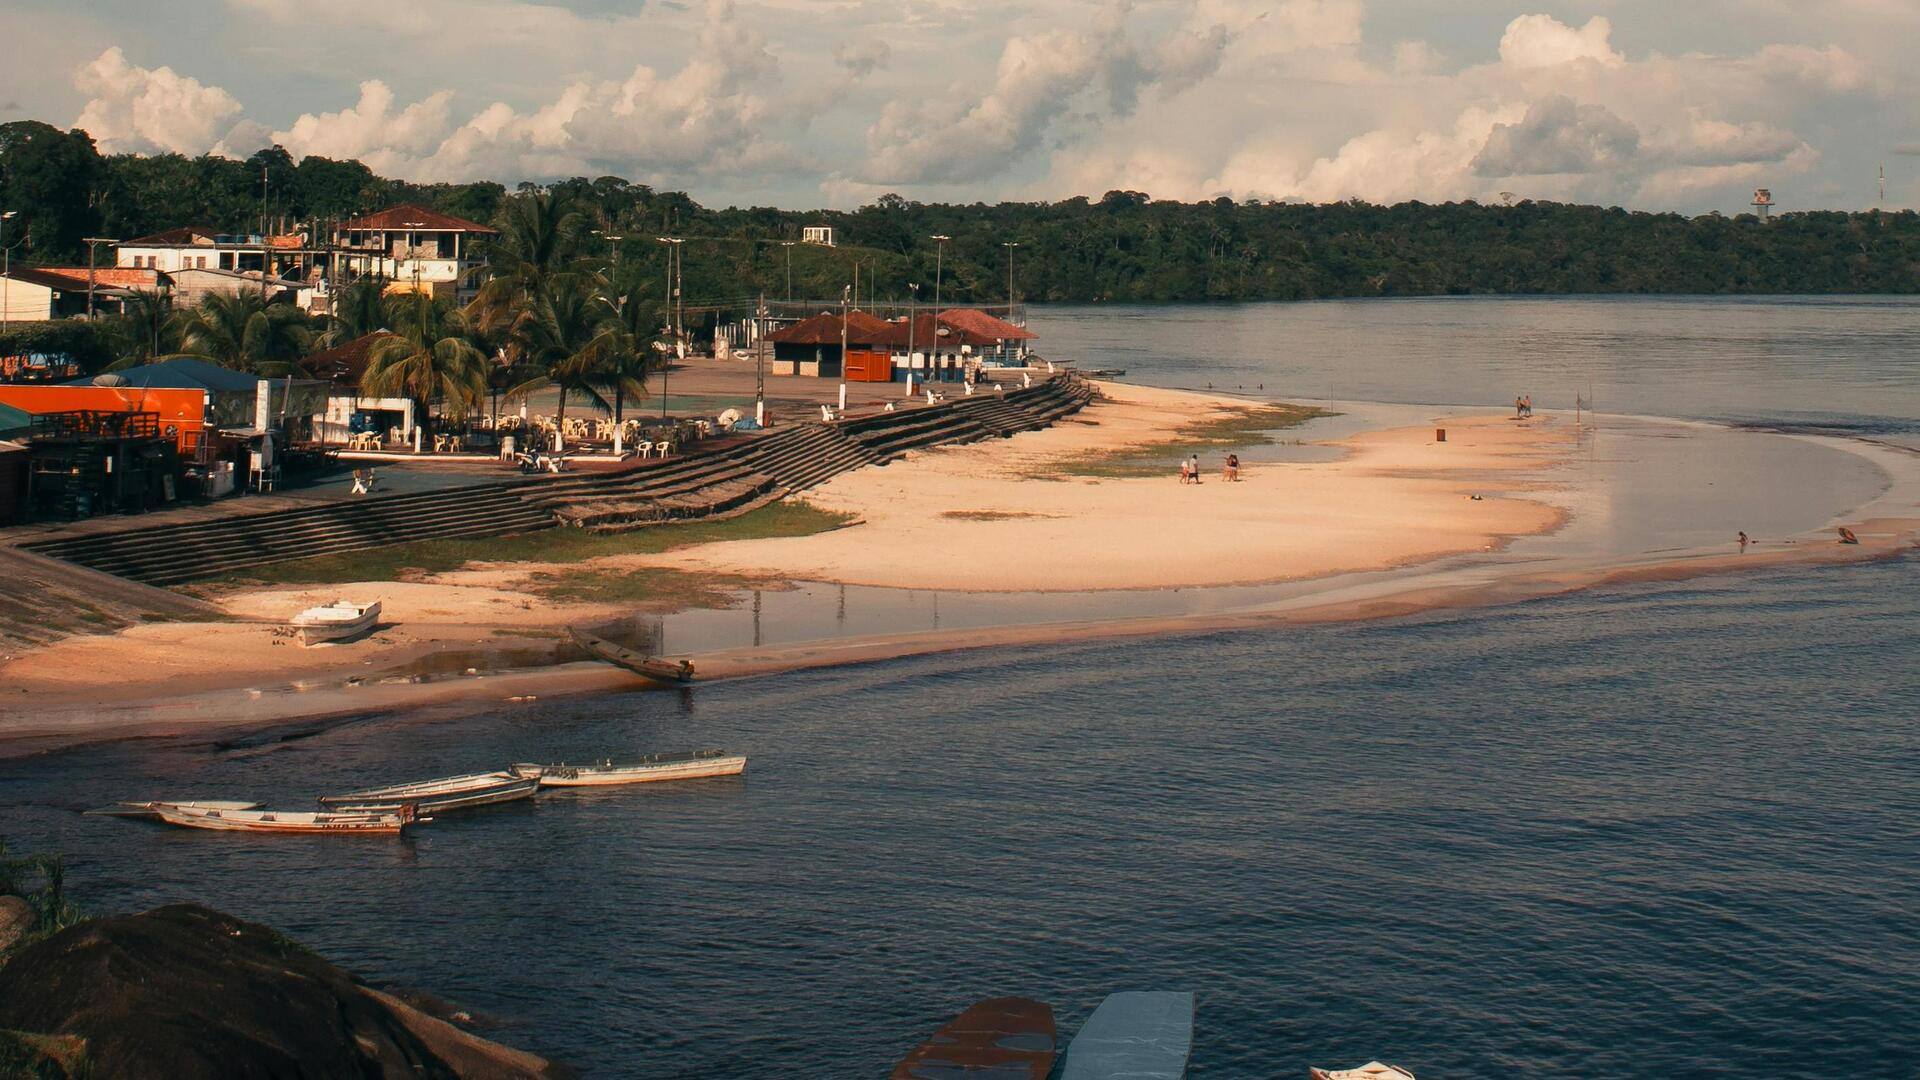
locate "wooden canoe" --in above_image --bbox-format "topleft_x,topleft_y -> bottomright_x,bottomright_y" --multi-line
152,804 -> 420,835
318,771 -> 538,813
1060,991 -> 1194,1080
510,749 -> 745,787
892,997 -> 1056,1080
568,627 -> 696,685
88,800 -> 264,819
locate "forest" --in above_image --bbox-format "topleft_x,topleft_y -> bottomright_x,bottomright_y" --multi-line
4,118 -> 1919,312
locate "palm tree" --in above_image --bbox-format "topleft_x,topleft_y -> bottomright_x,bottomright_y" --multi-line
168,293 -> 313,375
102,290 -> 179,370
581,277 -> 662,424
323,278 -> 390,347
469,189 -> 587,340
361,292 -> 489,432
506,272 -> 612,447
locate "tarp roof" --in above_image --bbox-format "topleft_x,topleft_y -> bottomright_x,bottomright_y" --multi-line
71,358 -> 261,393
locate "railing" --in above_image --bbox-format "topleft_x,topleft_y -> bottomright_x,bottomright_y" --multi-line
28,410 -> 162,441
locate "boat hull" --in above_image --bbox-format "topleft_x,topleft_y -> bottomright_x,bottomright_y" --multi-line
512,753 -> 746,787
88,800 -> 264,819
153,806 -> 410,835
1061,991 -> 1194,1080
568,627 -> 695,685
320,772 -> 538,813
292,601 -> 381,646
892,997 -> 1056,1080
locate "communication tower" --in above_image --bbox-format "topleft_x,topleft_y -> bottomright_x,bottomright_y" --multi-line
1750,188 -> 1774,219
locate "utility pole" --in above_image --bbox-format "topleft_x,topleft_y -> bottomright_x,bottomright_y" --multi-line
755,292 -> 767,426
906,282 -> 918,390
1003,241 -> 1019,322
782,241 -> 794,302
656,236 -> 684,420
838,283 -> 850,416
930,234 -> 950,382
260,165 -> 271,301
82,236 -> 117,321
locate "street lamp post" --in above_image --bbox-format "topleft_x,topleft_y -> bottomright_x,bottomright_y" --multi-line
656,236 -> 685,420
1003,240 -> 1020,362
1,211 -> 16,330
781,241 -> 795,301
930,234 -> 950,381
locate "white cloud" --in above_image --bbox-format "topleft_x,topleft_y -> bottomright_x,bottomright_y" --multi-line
72,47 -> 250,156
1498,15 -> 1624,69
1473,96 -> 1639,176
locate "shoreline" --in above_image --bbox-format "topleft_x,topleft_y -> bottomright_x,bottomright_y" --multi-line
2,384 -> 1913,758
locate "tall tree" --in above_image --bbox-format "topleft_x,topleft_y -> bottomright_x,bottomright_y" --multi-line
507,272 -> 611,443
169,293 -> 313,375
361,292 -> 488,425
0,121 -> 103,263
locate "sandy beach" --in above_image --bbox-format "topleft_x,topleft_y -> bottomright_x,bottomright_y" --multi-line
0,379 -> 1912,755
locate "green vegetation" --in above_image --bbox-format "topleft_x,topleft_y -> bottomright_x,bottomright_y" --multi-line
1051,402 -> 1334,479
0,839 -> 83,953
201,500 -> 856,589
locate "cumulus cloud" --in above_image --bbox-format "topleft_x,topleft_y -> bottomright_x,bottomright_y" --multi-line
833,40 -> 891,78
72,47 -> 250,155
1472,96 -> 1639,176
1498,14 -> 1624,69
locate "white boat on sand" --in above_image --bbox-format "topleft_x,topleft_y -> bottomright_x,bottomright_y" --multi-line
290,600 -> 381,646
1311,1063 -> 1416,1080
510,749 -> 746,787
153,804 -> 419,835
319,770 -> 538,812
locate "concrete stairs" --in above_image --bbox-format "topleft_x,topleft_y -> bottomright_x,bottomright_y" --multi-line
18,374 -> 1096,585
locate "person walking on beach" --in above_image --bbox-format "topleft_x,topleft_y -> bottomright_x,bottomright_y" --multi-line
1522,394 -> 1534,418
1188,454 -> 1202,484
1516,395 -> 1526,419
1178,458 -> 1192,484
1223,453 -> 1240,482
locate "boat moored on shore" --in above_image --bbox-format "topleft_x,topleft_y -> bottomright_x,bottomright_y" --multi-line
289,600 -> 382,646
318,771 -> 538,813
510,749 -> 746,787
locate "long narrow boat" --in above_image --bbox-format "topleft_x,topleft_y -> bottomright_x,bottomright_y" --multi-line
892,997 -> 1056,1080
1310,1063 -> 1417,1080
1061,991 -> 1195,1080
567,627 -> 696,685
318,771 -> 538,813
152,804 -> 419,835
87,800 -> 264,819
509,749 -> 746,787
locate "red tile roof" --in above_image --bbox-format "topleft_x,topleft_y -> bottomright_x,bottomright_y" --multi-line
121,227 -> 214,247
337,204 -> 498,234
33,267 -> 164,290
939,307 -> 1036,341
767,310 -> 893,346
301,331 -> 396,385
871,314 -> 995,350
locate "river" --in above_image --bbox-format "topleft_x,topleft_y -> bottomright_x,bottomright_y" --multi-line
3,296 -> 1916,1077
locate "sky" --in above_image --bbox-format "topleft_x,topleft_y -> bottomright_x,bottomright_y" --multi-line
1,0 -> 1915,212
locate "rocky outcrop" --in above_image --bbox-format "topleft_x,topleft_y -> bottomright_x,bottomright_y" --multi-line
0,903 -> 562,1080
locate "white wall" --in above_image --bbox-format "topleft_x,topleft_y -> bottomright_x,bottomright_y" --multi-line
0,277 -> 56,322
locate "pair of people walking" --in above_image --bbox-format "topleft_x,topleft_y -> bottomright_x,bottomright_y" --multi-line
1178,454 -> 1241,483
1514,394 -> 1534,418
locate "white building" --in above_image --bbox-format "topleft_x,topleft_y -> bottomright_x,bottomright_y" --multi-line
116,227 -> 308,278
802,225 -> 836,247
330,204 -> 496,302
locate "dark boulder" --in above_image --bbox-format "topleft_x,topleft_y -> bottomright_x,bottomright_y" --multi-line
0,903 -> 557,1079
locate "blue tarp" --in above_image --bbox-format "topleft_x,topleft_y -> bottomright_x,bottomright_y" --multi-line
70,358 -> 262,393
0,402 -> 30,438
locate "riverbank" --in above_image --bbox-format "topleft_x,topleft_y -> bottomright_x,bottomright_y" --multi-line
0,381 -> 1912,757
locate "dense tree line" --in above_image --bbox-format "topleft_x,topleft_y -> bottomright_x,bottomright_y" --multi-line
4,118 -> 1918,311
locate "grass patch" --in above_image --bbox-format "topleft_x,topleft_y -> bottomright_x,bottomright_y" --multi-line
1048,402 -> 1336,479
527,565 -> 764,608
197,500 -> 858,590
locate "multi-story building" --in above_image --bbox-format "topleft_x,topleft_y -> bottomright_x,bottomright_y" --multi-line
328,204 -> 496,302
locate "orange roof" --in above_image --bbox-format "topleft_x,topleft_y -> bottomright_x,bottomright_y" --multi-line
939,307 -> 1036,341
767,310 -> 893,346
33,267 -> 164,290
338,204 -> 498,234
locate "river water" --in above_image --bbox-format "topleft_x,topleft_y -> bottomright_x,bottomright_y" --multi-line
4,296 -> 1918,1077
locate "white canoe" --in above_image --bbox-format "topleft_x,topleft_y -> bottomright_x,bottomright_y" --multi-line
153,804 -> 418,834
319,770 -> 538,812
1311,1063 -> 1416,1080
290,600 -> 381,646
510,750 -> 746,787
88,799 -> 264,819
1060,991 -> 1194,1080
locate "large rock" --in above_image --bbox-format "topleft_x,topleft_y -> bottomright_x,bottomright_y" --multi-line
0,895 -> 34,953
0,903 -> 559,1080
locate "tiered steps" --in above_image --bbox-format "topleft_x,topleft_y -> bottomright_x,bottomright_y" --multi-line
18,374 -> 1096,585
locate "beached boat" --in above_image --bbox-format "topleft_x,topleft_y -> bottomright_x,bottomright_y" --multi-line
892,997 -> 1056,1080
87,800 -> 265,819
1310,1063 -> 1416,1080
318,771 -> 538,813
152,804 -> 419,835
568,627 -> 696,685
510,749 -> 746,787
289,600 -> 381,646
1061,991 -> 1194,1079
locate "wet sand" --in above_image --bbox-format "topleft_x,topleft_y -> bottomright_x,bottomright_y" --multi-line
0,382 -> 1913,757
